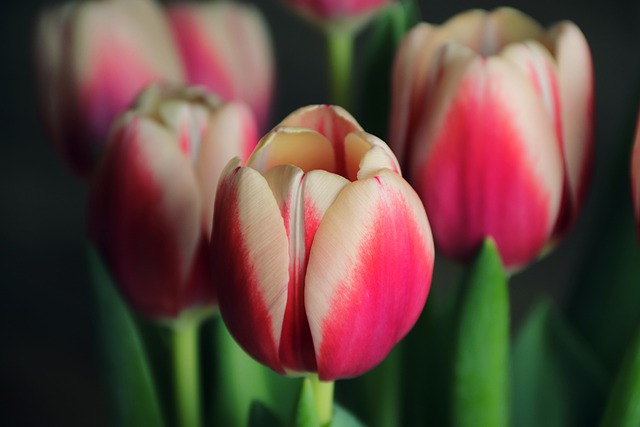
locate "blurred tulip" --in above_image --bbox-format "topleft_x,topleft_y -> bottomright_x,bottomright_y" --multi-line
212,105 -> 434,380
283,0 -> 391,29
89,83 -> 258,319
35,0 -> 184,177
167,1 -> 275,128
390,8 -> 594,268
632,112 -> 640,237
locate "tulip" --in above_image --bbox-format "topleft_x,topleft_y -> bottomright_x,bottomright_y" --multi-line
167,1 -> 275,128
89,83 -> 258,319
390,8 -> 594,268
35,0 -> 184,177
284,0 -> 391,28
212,105 -> 434,381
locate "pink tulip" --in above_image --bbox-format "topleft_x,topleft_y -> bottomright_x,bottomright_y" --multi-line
167,1 -> 275,128
632,112 -> 640,237
283,0 -> 391,27
390,8 -> 594,268
89,83 -> 258,319
212,105 -> 434,380
35,0 -> 184,177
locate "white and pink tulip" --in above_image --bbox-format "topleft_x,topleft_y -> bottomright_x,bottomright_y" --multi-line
212,105 -> 434,380
390,8 -> 594,268
89,83 -> 258,319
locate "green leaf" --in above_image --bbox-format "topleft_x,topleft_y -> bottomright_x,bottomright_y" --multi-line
331,403 -> 367,427
249,400 -> 284,427
599,325 -> 640,427
360,0 -> 420,139
87,245 -> 165,427
214,320 -> 300,426
293,379 -> 321,427
451,239 -> 509,427
512,300 -> 607,427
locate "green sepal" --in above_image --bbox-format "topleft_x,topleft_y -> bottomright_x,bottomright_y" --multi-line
512,300 -> 607,427
451,239 -> 509,427
87,245 -> 165,427
360,0 -> 421,139
599,325 -> 640,427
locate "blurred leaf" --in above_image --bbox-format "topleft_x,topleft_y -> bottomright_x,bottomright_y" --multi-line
599,325 -> 640,427
249,400 -> 284,427
451,239 -> 509,427
214,320 -> 300,426
360,0 -> 420,139
293,379 -> 321,427
512,300 -> 607,427
331,403 -> 366,427
87,245 -> 165,427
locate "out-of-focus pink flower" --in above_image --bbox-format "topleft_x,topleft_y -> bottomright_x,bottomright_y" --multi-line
89,83 -> 258,319
167,1 -> 275,129
212,105 -> 434,380
632,112 -> 640,237
390,8 -> 594,268
35,0 -> 184,177
283,0 -> 391,29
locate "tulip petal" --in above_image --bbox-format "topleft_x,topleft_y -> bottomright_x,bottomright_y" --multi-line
196,102 -> 258,236
247,127 -> 336,174
279,105 -> 363,177
305,170 -> 434,379
73,0 -> 183,146
412,54 -> 563,268
89,116 -> 201,318
213,161 -> 289,373
167,1 -> 274,127
347,131 -> 401,180
488,8 -> 547,51
390,23 -> 437,166
548,21 -> 594,232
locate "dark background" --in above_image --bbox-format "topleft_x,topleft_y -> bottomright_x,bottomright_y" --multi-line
2,0 -> 640,425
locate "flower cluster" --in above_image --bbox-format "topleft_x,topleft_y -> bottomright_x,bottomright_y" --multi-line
36,0 -> 635,426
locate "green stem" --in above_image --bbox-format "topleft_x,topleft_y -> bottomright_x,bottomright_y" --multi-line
172,321 -> 201,427
309,374 -> 334,426
326,28 -> 354,109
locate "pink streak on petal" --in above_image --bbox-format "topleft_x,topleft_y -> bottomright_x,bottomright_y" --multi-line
79,42 -> 166,150
168,5 -> 235,100
307,172 -> 433,380
213,165 -> 288,373
291,0 -> 388,19
415,61 -> 557,268
89,117 -> 201,318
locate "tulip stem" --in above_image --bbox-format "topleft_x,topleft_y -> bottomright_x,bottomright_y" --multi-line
309,374 -> 334,426
326,28 -> 354,109
171,320 -> 201,427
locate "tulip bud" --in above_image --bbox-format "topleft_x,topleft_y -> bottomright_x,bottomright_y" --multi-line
166,1 -> 275,128
283,0 -> 392,30
212,105 -> 434,380
35,0 -> 184,177
89,83 -> 258,319
390,8 -> 594,268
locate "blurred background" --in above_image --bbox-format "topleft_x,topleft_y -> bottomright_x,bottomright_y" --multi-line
2,0 -> 640,425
